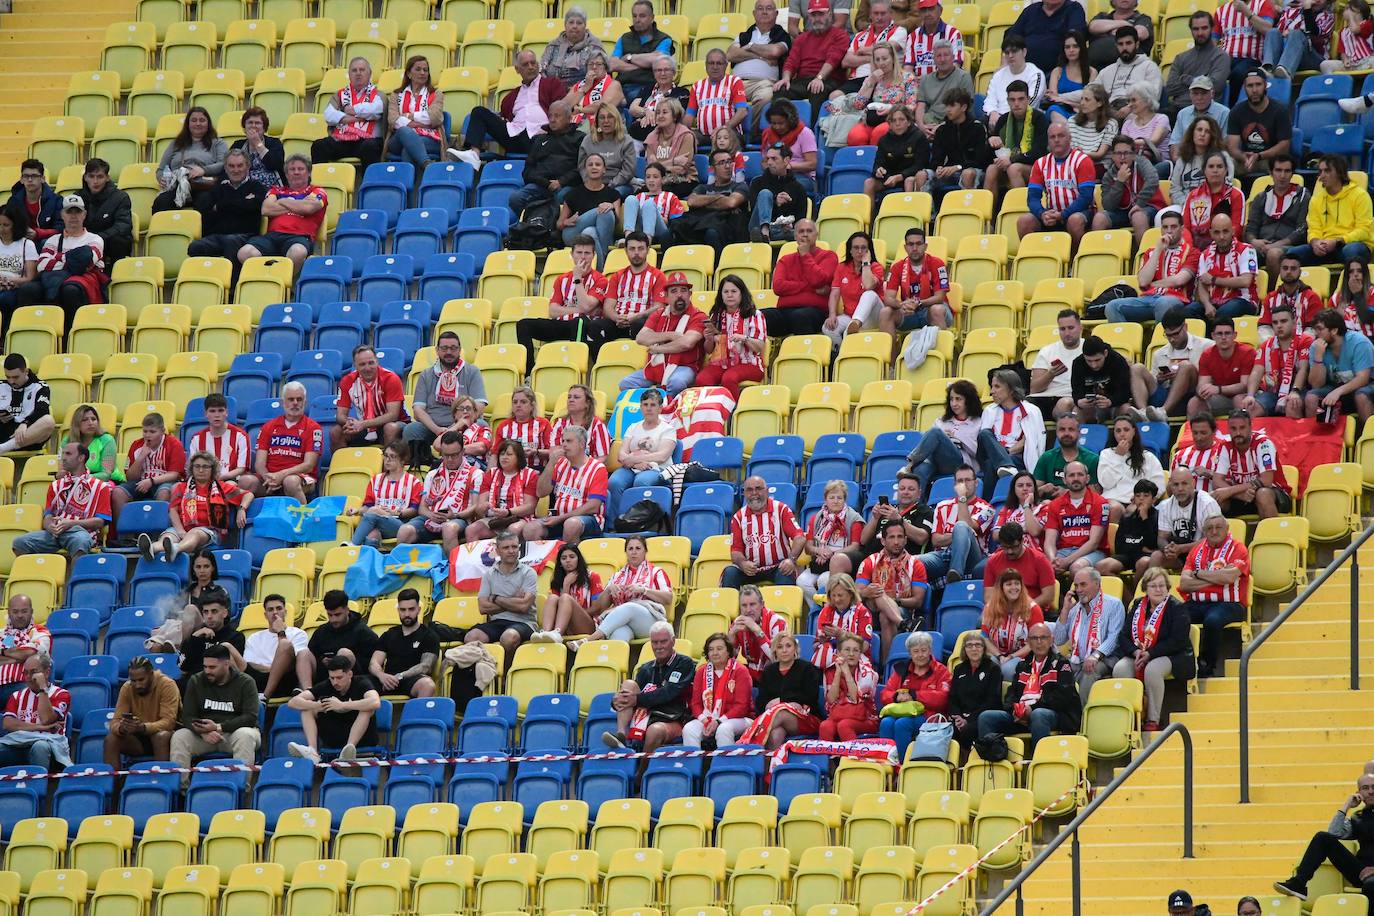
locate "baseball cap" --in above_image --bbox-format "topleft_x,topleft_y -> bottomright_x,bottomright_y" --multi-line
61,194 -> 85,211
918,0 -> 940,8
1168,890 -> 1194,910
807,0 -> 829,12
664,270 -> 693,290
1189,75 -> 1213,91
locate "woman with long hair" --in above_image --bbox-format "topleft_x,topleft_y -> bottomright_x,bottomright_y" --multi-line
1182,150 -> 1245,248
978,369 -> 1046,498
142,451 -> 253,561
820,632 -> 881,741
947,631 -> 1002,747
171,548 -> 223,614
798,480 -> 864,607
60,403 -> 121,482
492,385 -> 551,469
1097,416 -> 1165,519
1325,0 -> 1374,72
761,98 -> 820,195
533,543 -> 602,643
153,106 -> 227,212
0,202 -> 36,324
570,535 -> 674,649
843,43 -> 919,146
1045,31 -> 1096,121
903,378 -> 984,496
622,162 -> 685,245
741,631 -> 822,749
981,568 -> 1045,678
467,439 -> 539,542
1169,114 -> 1230,206
810,573 -> 874,669
697,274 -> 767,397
1335,259 -> 1374,337
579,101 -> 637,198
346,442 -> 422,545
1067,84 -> 1118,165
1110,566 -> 1194,730
992,469 -> 1047,543
557,152 -> 620,269
827,231 -> 886,342
877,630 -> 951,758
551,384 -> 611,460
683,632 -> 754,747
563,50 -> 624,125
386,55 -> 445,172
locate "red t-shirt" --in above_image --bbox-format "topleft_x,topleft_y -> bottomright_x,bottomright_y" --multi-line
125,435 -> 186,482
982,544 -> 1056,598
1046,490 -> 1111,551
266,184 -> 328,238
1198,343 -> 1257,387
257,415 -> 324,474
338,368 -> 407,430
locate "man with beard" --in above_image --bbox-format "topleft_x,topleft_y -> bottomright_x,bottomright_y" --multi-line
1244,304 -> 1311,417
1094,27 -> 1162,118
332,344 -> 406,451
1165,14 -> 1230,115
517,235 -> 610,374
585,231 -> 666,360
370,588 -> 439,698
402,331 -> 487,466
105,654 -> 179,767
1043,461 -> 1111,573
1225,69 -> 1292,183
723,475 -> 805,589
1033,415 -> 1100,499
1305,307 -> 1374,423
1211,408 -> 1292,518
857,521 -> 929,661
0,595 -> 47,706
12,440 -> 110,558
172,645 -> 259,784
619,271 -> 706,395
0,353 -> 52,454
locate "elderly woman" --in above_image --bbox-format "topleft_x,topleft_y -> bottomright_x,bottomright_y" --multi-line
820,633 -> 881,742
579,101 -> 637,198
386,55 -> 445,172
628,55 -> 689,143
541,6 -> 604,85
60,403 -> 122,482
1117,87 -> 1170,164
798,480 -> 864,607
683,632 -> 754,747
153,107 -> 228,213
230,107 -> 286,188
140,451 -> 253,562
1111,566 -> 1194,730
947,631 -> 1002,747
878,630 -> 951,759
564,50 -> 623,127
644,98 -> 697,197
741,632 -> 823,749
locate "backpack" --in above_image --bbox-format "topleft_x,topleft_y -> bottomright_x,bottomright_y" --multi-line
614,498 -> 667,533
507,215 -> 557,251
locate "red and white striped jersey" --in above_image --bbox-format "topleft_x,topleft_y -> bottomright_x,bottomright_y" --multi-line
845,21 -> 907,76
551,457 -> 610,526
730,499 -> 804,570
931,496 -> 995,537
1219,431 -> 1290,492
987,403 -> 1032,450
1184,536 -> 1250,603
904,22 -> 965,75
126,434 -> 186,482
1172,436 -> 1230,491
713,310 -> 768,369
551,270 -> 612,314
495,416 -> 552,464
190,425 -> 251,472
1215,0 -> 1275,60
610,264 -> 669,319
484,467 -> 539,512
1277,2 -> 1332,55
363,472 -> 423,512
688,75 -> 747,135
811,602 -> 874,669
608,560 -> 672,595
170,479 -> 247,531
1139,240 -> 1198,299
0,624 -> 49,685
1337,295 -> 1374,338
856,549 -> 926,596
553,570 -> 603,608
1257,333 -> 1312,397
4,684 -> 71,735
1029,150 -> 1095,213
551,416 -> 611,459
1197,242 -> 1260,306
45,472 -> 112,523
1260,285 -> 1324,330
422,464 -> 482,515
1342,21 -> 1374,61
462,422 -> 492,457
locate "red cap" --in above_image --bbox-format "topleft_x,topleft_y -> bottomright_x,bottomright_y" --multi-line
664,271 -> 694,289
807,0 -> 830,12
917,0 -> 939,8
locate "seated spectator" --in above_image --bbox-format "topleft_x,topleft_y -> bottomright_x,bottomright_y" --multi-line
880,225 -> 950,333
1246,156 -> 1308,276
104,654 -> 179,767
450,395 -> 493,467
983,369 -> 1046,488
1044,461 -> 1111,573
575,535 -> 675,648
493,386 -> 551,470
856,471 -> 934,559
287,654 -> 380,766
527,425 -> 608,544
237,154 -> 327,273
761,99 -> 820,195
1164,16 -> 1228,116
1227,69 -> 1292,183
1329,1 -> 1374,76
820,632 -> 881,741
242,594 -> 309,699
729,0 -> 792,121
1185,154 -> 1246,253
1097,417 -> 1166,520
1214,407 -> 1293,518
861,104 -> 927,209
915,89 -> 988,207
643,100 -> 699,198
723,475 -> 805,589
984,521 -> 1056,607
534,544 -> 602,643
627,57 -> 689,144
140,451 -> 252,562
185,149 -> 267,266
253,381 -> 322,501
76,158 -> 132,266
313,57 -> 386,167
1292,154 -> 1373,267
333,344 -> 406,451
948,631 -> 1002,747
1188,317 -> 1256,415
914,41 -> 974,135
608,388 -> 677,515
878,630 -> 951,757
453,52 -> 562,164
0,596 -> 45,706
467,440 -> 538,542
1070,336 -> 1143,424
775,0 -> 849,111
625,164 -> 686,246
904,1 -> 965,75
1171,413 -> 1230,496
1051,567 -> 1125,700
621,272 -> 707,395
978,621 -> 1080,752
400,430 -> 482,551
1017,122 -> 1096,255
580,103 -> 637,198
1334,261 -> 1374,337
12,441 -> 110,558
386,55 -> 444,171
1029,309 -> 1084,419
1118,89 -> 1171,166
684,632 -> 755,747
110,411 -> 184,521
1010,0 -> 1088,72
603,620 -> 695,752
517,236 -> 608,374
611,0 -> 676,90
565,51 -> 623,126
231,108 -> 285,188
152,107 -> 227,213
7,159 -> 59,243
1093,136 -> 1163,241
994,473 -> 1050,550
810,572 -> 874,668
171,644 -> 259,784
840,0 -> 908,93
552,386 -> 611,463
369,588 -> 438,698
305,588 -> 379,685
799,479 -> 864,605
0,203 -> 37,323
852,522 -> 926,660
1098,478 -> 1160,577
19,195 -> 106,318
767,219 -> 836,336
1274,773 -> 1374,903
1264,0 -> 1333,79
825,231 -> 886,342
1111,566 -> 1194,729
1180,513 -> 1250,677
0,652 -> 69,768
1169,116 -> 1230,207
1066,84 -> 1118,165
190,393 -> 256,491
984,567 -> 1049,690
1106,212 -> 1197,327
985,42 -> 1047,133
1260,252 -> 1323,336
1094,26 -> 1160,120
1154,464 -> 1224,571
167,550 -> 226,620
558,154 -> 620,270
505,102 -> 583,223
1033,414 -> 1099,500
584,235 -> 666,360
749,143 -> 808,243
834,43 -> 917,149
346,442 -> 422,545
919,462 -> 993,586
178,588 -> 244,681
1194,216 -> 1262,324
465,531 -> 540,654
741,631 -> 822,750
1244,304 -> 1311,418
541,8 -> 604,85
686,49 -> 749,143
730,584 -> 791,679
698,275 -> 767,397
678,152 -> 750,255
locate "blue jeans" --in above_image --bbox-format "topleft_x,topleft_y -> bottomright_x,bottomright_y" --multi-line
352,513 -> 405,545
750,189 -> 777,230
12,528 -> 95,557
721,565 -> 798,589
619,366 -> 695,396
385,127 -> 441,170
509,182 -> 553,219
1188,297 -> 1257,320
879,714 -> 927,761
976,428 -> 1022,500
1104,293 -> 1189,323
1289,242 -> 1373,266
918,522 -> 984,580
562,209 -> 616,269
978,707 -> 1059,751
623,196 -> 672,243
1263,28 -> 1322,73
907,427 -> 965,495
793,173 -> 817,197
608,467 -> 665,519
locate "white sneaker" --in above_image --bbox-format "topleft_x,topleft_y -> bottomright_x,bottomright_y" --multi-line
287,742 -> 321,764
1340,95 -> 1372,114
1145,406 -> 1168,422
530,630 -> 550,643
547,630 -> 563,644
338,743 -> 357,762
1124,406 -> 1147,422
996,465 -> 1017,478
449,147 -> 482,170
336,742 -> 360,776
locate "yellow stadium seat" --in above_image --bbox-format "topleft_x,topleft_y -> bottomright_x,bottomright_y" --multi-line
162,21 -> 218,83
146,210 -> 201,279
873,193 -> 932,256
115,165 -> 160,243
174,257 -> 233,318
895,329 -> 954,393
283,859 -> 348,916
66,72 -> 121,138
1072,229 -> 1131,290
136,812 -> 200,887
852,379 -> 911,439
395,804 -> 460,878
137,0 -> 184,39
664,847 -> 726,912
793,847 -> 853,916
90,866 -> 154,916
589,15 -> 630,43
95,353 -> 159,416
266,808 -> 331,877
16,455 -> 60,509
116,400 -> 178,454
733,385 -> 791,451
256,547 -> 316,606
1311,895 -> 1370,916
963,738 -> 1023,813
108,256 -> 163,320
69,814 -> 134,887
162,352 -> 219,418
334,807 -> 397,880
972,789 -> 1034,872
103,21 -> 159,91
434,595 -> 484,631
816,194 -> 871,251
1250,516 -> 1309,596
690,534 -> 733,589
653,796 -> 715,869
5,819 -> 69,894
934,189 -> 993,238
532,341 -> 590,407
493,295 -> 547,346
345,857 -> 410,916
222,19 -> 279,75
907,790 -> 969,862
474,343 -> 527,411
715,794 -> 777,869
404,21 -> 461,71
1025,735 -> 1088,817
236,256 -> 296,321
843,791 -> 907,864
911,845 -> 977,916
1025,276 -> 1085,329
693,12 -> 749,55
28,117 -> 84,180
951,234 -> 1007,292
833,332 -> 892,402
281,112 -> 327,157
223,861 -> 285,916
603,849 -> 664,914
461,802 -> 524,870
772,335 -> 829,402
793,382 -> 849,452
1011,231 -> 1070,290
193,304 -> 253,373
38,355 -> 92,425
854,846 -> 918,916
476,853 -> 539,913
1091,321 -> 1145,361
569,640 -> 630,709
127,72 -> 185,129
462,19 -> 517,76
155,865 -> 220,916
1082,677 -> 1142,760
1303,462 -> 1362,542
957,327 -> 1019,395
661,244 -> 715,291
282,18 -> 338,88
588,799 -> 650,868
537,849 -> 599,914
189,69 -> 247,126
131,305 -> 192,371
434,297 -> 491,353
778,795 -> 842,866
413,854 -> 476,915
508,643 -> 567,712
251,68 -> 307,130
482,251 -> 538,303
24,870 -> 88,916
3,306 -> 62,372
525,799 -> 590,875
716,242 -> 772,289
66,305 -> 125,379
964,280 -> 1024,335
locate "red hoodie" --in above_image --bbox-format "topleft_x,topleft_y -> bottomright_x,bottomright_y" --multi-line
880,658 -> 952,712
772,246 -> 838,310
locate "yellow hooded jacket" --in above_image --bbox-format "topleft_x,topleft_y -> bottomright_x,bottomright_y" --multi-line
1307,180 -> 1374,245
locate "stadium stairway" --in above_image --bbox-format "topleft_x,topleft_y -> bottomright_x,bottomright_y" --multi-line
987,560 -> 1374,915
0,0 -> 129,161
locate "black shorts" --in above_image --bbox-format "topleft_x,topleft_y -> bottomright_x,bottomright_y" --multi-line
247,665 -> 298,697
1223,486 -> 1293,515
247,232 -> 315,257
392,673 -> 430,696
469,620 -> 534,644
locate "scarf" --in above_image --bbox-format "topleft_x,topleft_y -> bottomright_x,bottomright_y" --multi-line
1019,653 -> 1051,705
1264,184 -> 1302,219
433,358 -> 465,407
644,308 -> 695,383
740,698 -> 813,745
813,506 -> 851,547
573,75 -> 614,124
868,550 -> 913,597
181,477 -> 233,532
1070,592 -> 1104,664
628,653 -> 679,739
335,83 -> 380,140
1132,596 -> 1167,651
702,657 -> 743,721
399,85 -> 441,140
1192,535 -> 1239,573
765,120 -> 804,151
1001,110 -> 1035,156
350,371 -> 388,421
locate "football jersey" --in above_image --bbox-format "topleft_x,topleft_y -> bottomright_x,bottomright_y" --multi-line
930,496 -> 995,537
1139,240 -> 1198,299
610,264 -> 669,319
1260,284 -> 1324,330
730,499 -> 804,570
1197,242 -> 1260,306
1256,333 -> 1312,396
189,425 -> 252,472
1030,150 -> 1095,213
1219,431 -> 1290,493
904,22 -> 965,75
363,472 -> 424,512
687,74 -> 747,135
125,434 -> 186,481
1172,436 -> 1229,492
1046,490 -> 1110,550
1215,0 -> 1276,60
550,270 -> 612,315
550,457 -> 609,526
5,684 -> 71,735
45,472 -> 112,523
1184,536 -> 1250,603
257,415 -> 323,474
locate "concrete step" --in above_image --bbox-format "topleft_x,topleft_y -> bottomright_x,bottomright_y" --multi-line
1186,689 -> 1374,713
0,10 -> 130,28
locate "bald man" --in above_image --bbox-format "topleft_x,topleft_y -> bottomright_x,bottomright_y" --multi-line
1192,213 -> 1261,322
1276,773 -> 1374,903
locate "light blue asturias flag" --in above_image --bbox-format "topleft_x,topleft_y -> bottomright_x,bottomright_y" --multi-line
252,495 -> 349,543
344,544 -> 449,602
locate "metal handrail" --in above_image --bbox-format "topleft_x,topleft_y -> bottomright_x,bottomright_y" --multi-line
1238,520 -> 1374,803
978,722 -> 1194,916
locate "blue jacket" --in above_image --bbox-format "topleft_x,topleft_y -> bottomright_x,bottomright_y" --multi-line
7,180 -> 63,238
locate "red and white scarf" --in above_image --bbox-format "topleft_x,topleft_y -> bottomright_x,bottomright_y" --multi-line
1019,653 -> 1052,705
812,506 -> 851,547
988,609 -> 1030,657
644,309 -> 696,383
701,658 -> 744,722
1131,596 -> 1167,651
399,85 -> 442,141
740,699 -> 813,745
350,372 -> 389,421
433,358 -> 466,407
335,84 -> 380,140
1070,592 -> 1104,663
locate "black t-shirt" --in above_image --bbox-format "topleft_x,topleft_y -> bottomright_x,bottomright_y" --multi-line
1227,98 -> 1292,156
309,673 -> 380,749
377,624 -> 440,676
564,183 -> 620,217
899,502 -> 935,555
181,623 -> 246,678
1114,508 -> 1160,563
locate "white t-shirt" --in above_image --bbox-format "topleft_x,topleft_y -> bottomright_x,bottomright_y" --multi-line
734,27 -> 785,81
1032,340 -> 1084,398
1149,333 -> 1212,373
621,419 -> 679,469
243,626 -> 309,667
0,238 -> 37,280
1156,490 -> 1222,545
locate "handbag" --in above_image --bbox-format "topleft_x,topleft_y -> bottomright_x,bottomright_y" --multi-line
878,700 -> 924,718
974,732 -> 1009,762
1085,282 -> 1136,321
614,498 -> 667,533
909,714 -> 954,761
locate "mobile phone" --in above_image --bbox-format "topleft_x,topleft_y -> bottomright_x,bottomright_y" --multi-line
1051,358 -> 1065,370
122,713 -> 136,720
877,495 -> 890,506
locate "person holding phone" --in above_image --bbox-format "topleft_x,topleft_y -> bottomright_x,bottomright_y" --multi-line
1275,772 -> 1374,902
105,655 -> 179,767
170,644 -> 259,787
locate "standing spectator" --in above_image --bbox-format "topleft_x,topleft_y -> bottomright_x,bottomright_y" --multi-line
607,388 -> 678,516
799,479 -> 865,604
1088,0 -> 1154,68
0,596 -> 47,706
346,442 -> 421,545
826,231 -> 886,340
820,633 -> 881,741
1093,136 -> 1163,242
1009,0 -> 1088,73
917,89 -> 988,207
171,644 -> 259,783
983,522 -> 1057,609
590,232 -> 667,355
1165,15 -> 1230,115
540,8 -> 604,85
1245,304 -> 1311,418
864,105 -> 928,207
105,655 -> 179,767
534,544 -> 601,644
140,451 -> 251,562
905,0 -> 965,77
1033,414 -> 1100,500
730,585 -> 792,680
728,0 -> 792,121
879,225 -> 950,333
723,475 -> 805,589
401,332 -> 486,463
1291,154 -> 1374,267
1246,155 -> 1309,276
684,632 -> 755,747
1171,411 -> 1230,494
77,159 -> 132,266
918,462 -> 994,585
1097,417 -> 1166,519
775,0 -> 849,112
1111,567 -> 1194,728
602,621 -> 695,753
186,150 -> 266,265
982,568 -> 1046,679
575,535 -> 674,646
678,152 -> 750,256
1093,28 -> 1161,120
241,596 -> 309,699
7,159 -> 59,243
699,275 -> 768,397
856,523 -> 928,661
467,440 -> 539,542
878,630 -> 950,758
686,49 -> 749,142
305,589 -> 379,684
1193,214 -> 1260,321
769,219 -> 837,336
1226,70 -> 1292,183
1170,75 -> 1230,158
455,50 -> 563,162
505,102 -> 584,223
1098,479 -> 1160,577
1145,306 -> 1210,420
760,99 -> 820,194
333,344 -> 406,451
178,588 -> 244,680
978,622 -> 1079,752
254,381 -> 321,501
579,103 -> 637,199
986,43 -> 1047,131
643,100 -> 698,198
527,425 -> 609,544
610,1 -> 676,90
1017,122 -> 1096,256
152,108 -> 227,213
1262,0 -> 1332,78
948,633 -> 1002,747
236,155 -> 327,274
982,369 -> 1046,488
1029,309 -> 1084,419
0,653 -> 69,768
1051,567 -> 1125,700
400,430 -> 482,551
1212,408 -> 1292,518
749,144 -> 808,243
110,411 -> 185,522
12,441 -> 110,558
386,56 -> 444,171
516,236 -> 610,373
1189,317 -> 1257,415
621,272 -> 707,395
370,588 -> 439,698
287,654 -> 380,765
1044,461 -> 1111,573
1154,465 -> 1224,572
231,108 -> 285,188
313,57 -> 386,167
1070,336 -> 1142,424
1180,513 -> 1250,677
913,42 -> 974,134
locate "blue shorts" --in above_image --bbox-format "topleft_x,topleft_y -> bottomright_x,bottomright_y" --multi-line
1309,384 -> 1374,410
1101,206 -> 1158,229
1057,547 -> 1106,567
544,516 -> 604,539
119,480 -> 175,500
405,516 -> 466,542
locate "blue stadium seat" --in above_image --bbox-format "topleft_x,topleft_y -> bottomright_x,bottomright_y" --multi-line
105,606 -> 160,675
119,761 -> 180,832
937,607 -> 981,658
331,209 -> 387,268
115,501 -> 171,546
929,476 -> 957,505
254,303 -> 313,363
376,299 -> 431,362
1266,75 -> 1292,107
805,433 -> 866,487
1080,424 -> 1109,454
52,764 -> 115,836
418,161 -> 476,220
457,205 -> 511,236
1311,124 -> 1364,168
418,252 -> 476,308
143,653 -> 181,680
642,749 -> 703,816
297,256 -> 354,310
939,579 -> 984,610
222,353 -> 283,417
795,634 -> 815,662
582,692 -> 617,753
0,765 -> 46,837
267,705 -> 307,760
384,755 -> 443,818
766,482 -> 798,509
827,146 -> 877,195
321,768 -> 378,828
677,482 -> 735,553
866,429 -> 917,482
704,749 -> 766,816
359,254 -> 414,318
252,756 -> 315,826
458,695 -> 518,753
65,554 -> 125,615
692,436 -> 744,480
395,696 -> 457,756
862,478 -> 899,515
452,225 -> 502,269
1139,421 -> 1169,460
747,435 -> 804,485
394,206 -> 450,264
287,348 -> 345,406
520,694 -> 579,752
576,752 -> 637,815
357,161 -> 415,228
447,760 -> 508,821
615,485 -> 673,532
75,708 -> 115,764
186,769 -> 247,824
513,756 -> 574,823
129,555 -> 189,607
315,301 -> 371,355
770,757 -> 826,809
477,158 -> 524,191
48,608 -> 100,675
